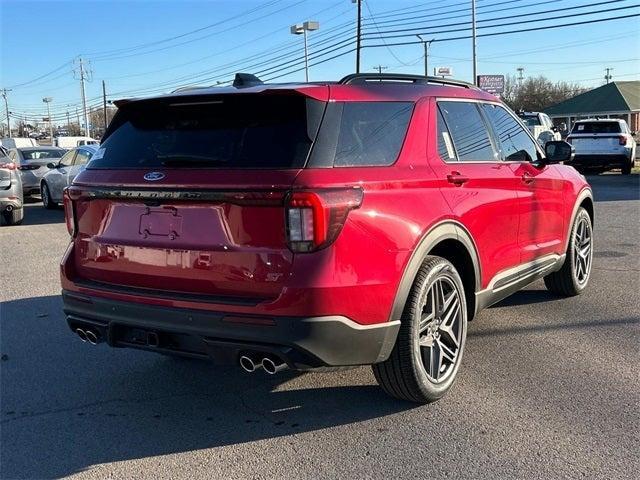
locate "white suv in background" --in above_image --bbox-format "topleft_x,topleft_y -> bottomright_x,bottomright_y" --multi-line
566,118 -> 636,175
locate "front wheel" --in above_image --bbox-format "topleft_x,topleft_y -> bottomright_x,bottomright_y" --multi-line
41,182 -> 56,210
544,207 -> 593,296
373,256 -> 467,403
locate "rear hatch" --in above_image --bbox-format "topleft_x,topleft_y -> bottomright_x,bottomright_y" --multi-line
569,121 -> 624,154
67,90 -> 327,303
18,149 -> 64,180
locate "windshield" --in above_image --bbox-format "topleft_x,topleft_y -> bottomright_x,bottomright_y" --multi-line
520,116 -> 541,127
571,121 -> 622,134
90,94 -> 321,169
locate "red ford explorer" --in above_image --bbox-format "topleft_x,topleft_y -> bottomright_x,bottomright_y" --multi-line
61,73 -> 593,403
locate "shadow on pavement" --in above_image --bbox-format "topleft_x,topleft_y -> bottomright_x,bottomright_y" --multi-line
20,202 -> 65,226
586,173 -> 640,202
0,294 -> 416,479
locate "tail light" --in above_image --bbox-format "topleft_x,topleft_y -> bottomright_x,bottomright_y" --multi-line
62,188 -> 77,237
0,161 -> 16,170
285,188 -> 363,253
618,135 -> 627,145
17,164 -> 40,171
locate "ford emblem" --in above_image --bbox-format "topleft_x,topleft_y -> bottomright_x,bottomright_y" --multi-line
144,171 -> 165,181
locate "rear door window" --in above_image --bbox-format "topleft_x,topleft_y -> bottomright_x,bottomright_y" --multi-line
572,122 -> 621,134
91,94 -> 321,169
333,102 -> 414,167
73,150 -> 92,166
438,101 -> 497,162
481,104 -> 539,162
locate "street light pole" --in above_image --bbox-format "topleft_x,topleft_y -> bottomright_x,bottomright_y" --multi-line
416,35 -> 434,77
43,97 -> 53,142
290,21 -> 319,82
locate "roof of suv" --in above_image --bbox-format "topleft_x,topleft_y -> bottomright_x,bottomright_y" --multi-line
115,73 -> 498,107
574,118 -> 626,123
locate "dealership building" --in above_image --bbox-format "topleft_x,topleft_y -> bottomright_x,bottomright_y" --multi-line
545,80 -> 640,132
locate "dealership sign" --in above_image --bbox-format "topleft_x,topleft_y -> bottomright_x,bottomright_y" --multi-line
477,75 -> 505,94
435,66 -> 453,77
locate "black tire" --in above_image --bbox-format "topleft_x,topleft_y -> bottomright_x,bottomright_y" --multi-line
373,256 -> 467,403
544,207 -> 592,296
41,182 -> 56,209
621,157 -> 633,175
2,207 -> 23,226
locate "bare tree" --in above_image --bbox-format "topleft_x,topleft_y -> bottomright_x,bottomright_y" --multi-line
501,75 -> 587,112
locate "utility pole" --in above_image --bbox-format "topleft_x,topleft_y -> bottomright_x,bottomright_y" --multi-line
353,0 -> 362,73
1,88 -> 11,138
517,67 -> 525,85
42,97 -> 53,142
416,35 -> 434,77
102,80 -> 108,132
373,65 -> 387,74
66,110 -> 70,130
75,57 -> 91,137
471,0 -> 478,85
604,67 -> 613,84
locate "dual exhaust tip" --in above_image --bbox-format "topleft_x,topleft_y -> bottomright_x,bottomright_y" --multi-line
75,327 -> 100,345
239,354 -> 287,375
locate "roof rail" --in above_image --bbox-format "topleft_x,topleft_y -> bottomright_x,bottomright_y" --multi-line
170,85 -> 213,94
338,73 -> 475,89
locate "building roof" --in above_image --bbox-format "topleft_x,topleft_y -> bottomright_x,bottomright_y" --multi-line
545,81 -> 640,116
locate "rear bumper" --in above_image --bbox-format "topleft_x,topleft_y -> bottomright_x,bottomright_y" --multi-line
62,290 -> 400,369
568,154 -> 632,169
0,197 -> 22,211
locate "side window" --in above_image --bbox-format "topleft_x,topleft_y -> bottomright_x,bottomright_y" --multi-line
74,150 -> 91,166
436,107 -> 456,161
438,101 -> 497,162
59,150 -> 76,167
481,104 -> 539,162
333,102 -> 414,167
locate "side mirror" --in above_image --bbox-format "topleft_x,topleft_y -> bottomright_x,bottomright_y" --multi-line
46,162 -> 58,169
544,140 -> 574,164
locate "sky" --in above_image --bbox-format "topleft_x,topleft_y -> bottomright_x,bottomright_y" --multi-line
1,0 -> 639,126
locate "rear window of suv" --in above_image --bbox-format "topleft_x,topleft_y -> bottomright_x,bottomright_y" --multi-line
89,94 -> 322,169
571,121 -> 621,134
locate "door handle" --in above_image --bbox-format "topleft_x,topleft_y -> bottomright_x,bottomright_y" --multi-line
447,171 -> 469,186
521,171 -> 534,184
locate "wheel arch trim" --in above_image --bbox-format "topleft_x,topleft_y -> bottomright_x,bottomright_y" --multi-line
388,220 -> 481,323
564,187 -> 594,252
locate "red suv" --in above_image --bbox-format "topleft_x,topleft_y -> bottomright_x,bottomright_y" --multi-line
61,73 -> 593,403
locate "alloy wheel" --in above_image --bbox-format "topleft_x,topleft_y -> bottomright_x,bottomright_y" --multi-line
418,275 -> 464,383
42,184 -> 49,208
573,215 -> 592,286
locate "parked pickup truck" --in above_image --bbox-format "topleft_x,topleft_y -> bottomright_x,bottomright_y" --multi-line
518,111 -> 561,146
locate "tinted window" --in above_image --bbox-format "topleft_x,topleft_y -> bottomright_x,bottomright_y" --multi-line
436,108 -> 456,161
333,102 -> 413,167
21,149 -> 64,160
482,104 -> 539,162
91,95 -> 319,169
74,150 -> 92,166
438,101 -> 497,162
572,121 -> 621,134
59,150 -> 75,167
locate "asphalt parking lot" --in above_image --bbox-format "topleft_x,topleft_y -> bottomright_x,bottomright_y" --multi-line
1,174 -> 639,480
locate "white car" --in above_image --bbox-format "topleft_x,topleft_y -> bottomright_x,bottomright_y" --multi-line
566,118 -> 636,174
40,145 -> 97,209
518,111 -> 561,146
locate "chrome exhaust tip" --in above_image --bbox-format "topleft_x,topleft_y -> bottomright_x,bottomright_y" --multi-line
75,328 -> 87,342
85,329 -> 99,345
239,355 -> 261,373
262,356 -> 287,375
5,205 -> 12,212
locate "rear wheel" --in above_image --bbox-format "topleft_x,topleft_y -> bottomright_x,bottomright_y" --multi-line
41,182 -> 56,209
2,207 -> 23,226
544,207 -> 592,296
373,256 -> 467,403
621,157 -> 633,175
